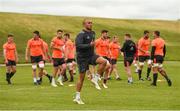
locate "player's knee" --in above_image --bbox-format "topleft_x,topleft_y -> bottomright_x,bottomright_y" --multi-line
32,64 -> 37,70
139,62 -> 144,68
39,62 -> 45,69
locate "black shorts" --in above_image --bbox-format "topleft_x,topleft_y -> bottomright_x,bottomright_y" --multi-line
103,56 -> 110,62
6,60 -> 16,66
124,57 -> 134,67
31,55 -> 43,63
66,59 -> 76,63
52,58 -> 65,67
110,59 -> 117,65
153,55 -> 164,64
77,54 -> 99,73
139,56 -> 150,62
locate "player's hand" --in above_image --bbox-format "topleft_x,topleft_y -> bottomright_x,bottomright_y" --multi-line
25,56 -> 28,63
5,59 -> 8,64
90,41 -> 95,46
146,51 -> 150,54
16,58 -> 19,63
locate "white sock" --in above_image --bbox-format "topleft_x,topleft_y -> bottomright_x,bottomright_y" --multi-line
116,75 -> 120,79
33,77 -> 37,83
76,92 -> 80,99
37,77 -> 40,80
52,78 -> 55,84
58,75 -> 63,81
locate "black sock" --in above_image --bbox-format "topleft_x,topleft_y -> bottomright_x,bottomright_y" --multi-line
163,74 -> 169,81
103,79 -> 107,84
46,74 -> 51,78
147,68 -> 151,78
6,73 -> 10,80
10,72 -> 15,79
63,72 -> 68,80
138,70 -> 142,79
153,73 -> 158,85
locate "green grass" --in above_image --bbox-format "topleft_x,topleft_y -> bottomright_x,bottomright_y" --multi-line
0,61 -> 180,110
0,12 -> 180,62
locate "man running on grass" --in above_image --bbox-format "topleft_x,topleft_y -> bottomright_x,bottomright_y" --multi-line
73,18 -> 109,104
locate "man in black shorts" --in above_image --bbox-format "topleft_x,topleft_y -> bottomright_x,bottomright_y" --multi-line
121,34 -> 137,84
150,31 -> 172,86
73,18 -> 108,104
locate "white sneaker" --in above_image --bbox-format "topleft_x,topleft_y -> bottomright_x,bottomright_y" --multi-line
51,82 -> 58,87
102,83 -> 108,89
73,98 -> 85,104
57,79 -> 64,86
91,78 -> 101,90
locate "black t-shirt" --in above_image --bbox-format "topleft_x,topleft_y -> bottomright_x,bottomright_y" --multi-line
75,29 -> 95,58
121,40 -> 137,58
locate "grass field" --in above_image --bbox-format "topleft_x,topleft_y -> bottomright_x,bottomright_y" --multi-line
0,12 -> 180,62
0,61 -> 180,110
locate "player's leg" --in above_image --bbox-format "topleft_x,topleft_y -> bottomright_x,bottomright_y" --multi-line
51,58 -> 59,87
67,62 -> 74,82
146,59 -> 152,81
42,69 -> 52,83
103,61 -> 111,88
158,66 -> 172,86
113,64 -> 121,80
9,65 -> 17,83
37,61 -> 45,85
74,60 -> 88,104
124,59 -> 133,84
57,63 -> 66,86
31,63 -> 38,85
72,61 -> 77,75
151,64 -> 158,86
138,56 -> 145,81
6,63 -> 11,84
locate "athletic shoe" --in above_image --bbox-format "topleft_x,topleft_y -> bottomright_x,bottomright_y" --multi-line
128,80 -> 133,84
91,78 -> 101,90
116,77 -> 122,81
167,79 -> 172,86
73,98 -> 85,104
48,76 -> 52,83
102,83 -> 108,89
57,79 -> 64,86
150,83 -> 157,86
51,82 -> 58,87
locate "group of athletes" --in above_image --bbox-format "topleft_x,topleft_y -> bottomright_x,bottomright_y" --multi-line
2,18 -> 172,104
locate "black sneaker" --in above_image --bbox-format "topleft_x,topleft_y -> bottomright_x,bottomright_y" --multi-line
151,83 -> 157,86
167,79 -> 172,86
63,78 -> 68,82
146,77 -> 151,81
69,77 -> 74,82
